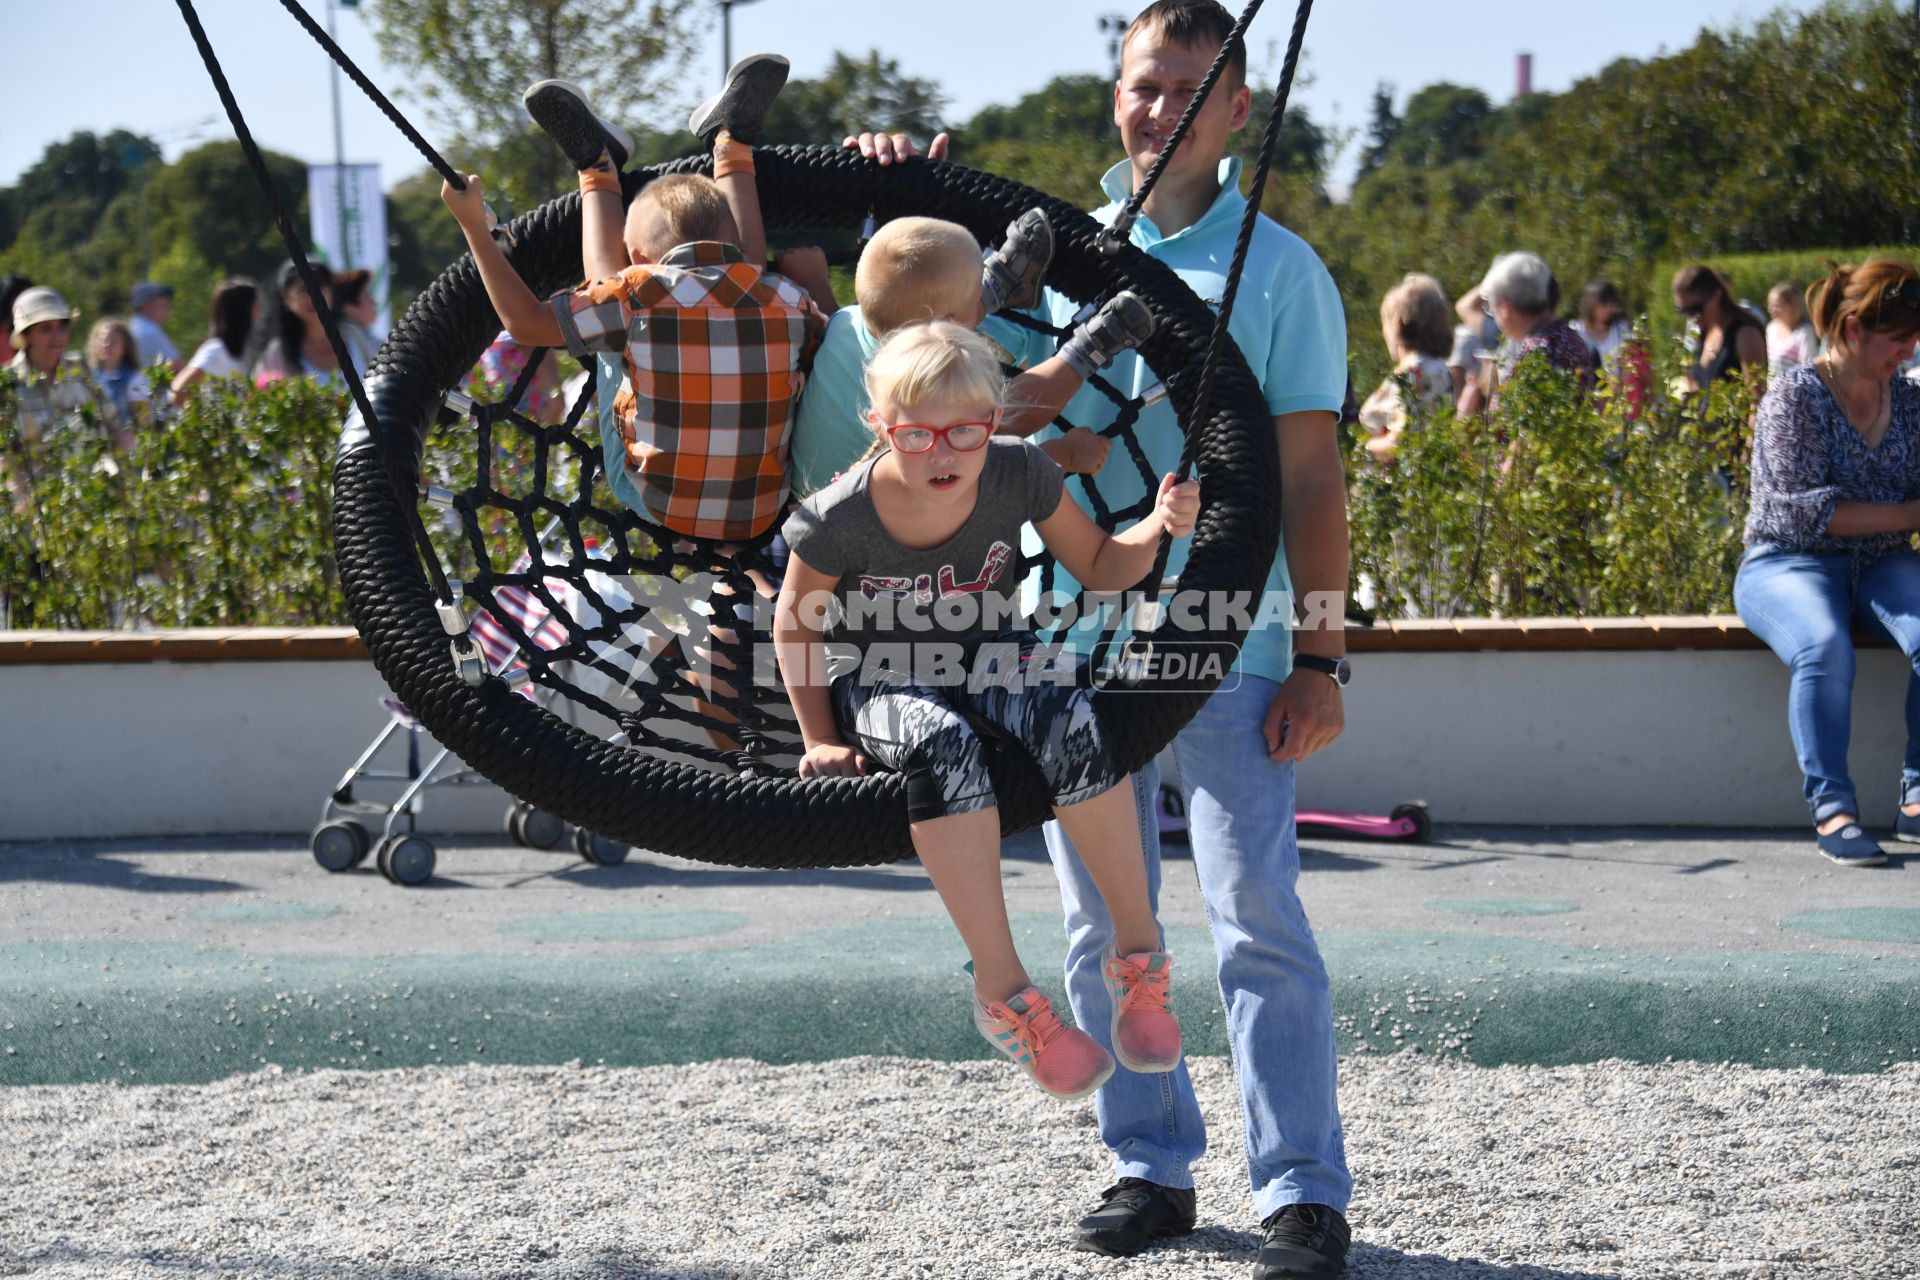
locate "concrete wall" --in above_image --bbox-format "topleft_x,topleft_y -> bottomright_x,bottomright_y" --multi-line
1300,647 -> 1906,827
1,658 -> 517,841
0,625 -> 1909,840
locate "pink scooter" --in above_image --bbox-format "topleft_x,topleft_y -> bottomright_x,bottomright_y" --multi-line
1157,787 -> 1431,843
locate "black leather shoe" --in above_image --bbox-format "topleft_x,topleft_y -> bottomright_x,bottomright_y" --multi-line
1253,1204 -> 1350,1278
1073,1178 -> 1197,1256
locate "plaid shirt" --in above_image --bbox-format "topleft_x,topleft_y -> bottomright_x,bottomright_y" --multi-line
551,241 -> 825,542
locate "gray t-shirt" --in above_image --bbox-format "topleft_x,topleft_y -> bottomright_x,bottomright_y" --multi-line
782,439 -> 1064,677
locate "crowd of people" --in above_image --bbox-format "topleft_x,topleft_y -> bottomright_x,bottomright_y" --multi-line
1355,252 -> 1920,459
0,261 -> 386,445
1351,246 -> 1920,873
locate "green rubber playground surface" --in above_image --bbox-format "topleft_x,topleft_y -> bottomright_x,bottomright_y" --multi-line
2,826 -> 1916,1085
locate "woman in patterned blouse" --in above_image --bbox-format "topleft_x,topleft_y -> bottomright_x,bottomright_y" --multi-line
1468,252 -> 1597,412
1734,259 -> 1920,867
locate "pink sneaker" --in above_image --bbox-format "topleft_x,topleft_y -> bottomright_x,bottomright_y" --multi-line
974,986 -> 1115,1101
1105,949 -> 1181,1073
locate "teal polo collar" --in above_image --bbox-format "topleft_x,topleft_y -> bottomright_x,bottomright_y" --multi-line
1097,156 -> 1248,248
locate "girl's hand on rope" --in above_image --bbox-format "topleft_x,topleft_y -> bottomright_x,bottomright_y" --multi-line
441,174 -> 490,233
1154,473 -> 1202,538
842,131 -> 950,165
799,741 -> 870,779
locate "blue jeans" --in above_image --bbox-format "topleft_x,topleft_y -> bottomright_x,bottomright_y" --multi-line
1733,545 -> 1920,823
1042,675 -> 1351,1217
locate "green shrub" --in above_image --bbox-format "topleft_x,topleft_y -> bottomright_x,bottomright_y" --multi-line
5,342 -> 1768,629
1348,344 -> 1759,619
1,371 -> 348,628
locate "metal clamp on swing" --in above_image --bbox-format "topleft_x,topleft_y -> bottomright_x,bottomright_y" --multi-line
1141,381 -> 1170,408
483,201 -> 517,251
418,484 -> 456,511
857,207 -> 879,246
437,583 -> 488,687
1097,212 -> 1138,257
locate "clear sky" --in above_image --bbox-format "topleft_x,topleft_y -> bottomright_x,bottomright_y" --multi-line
1,0 -> 1823,193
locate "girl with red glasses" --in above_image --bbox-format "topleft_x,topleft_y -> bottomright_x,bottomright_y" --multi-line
774,319 -> 1200,1101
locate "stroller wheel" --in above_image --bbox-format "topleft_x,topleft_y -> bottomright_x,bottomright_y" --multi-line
385,835 -> 437,885
518,808 -> 567,850
573,827 -> 630,866
374,837 -> 398,883
503,800 -> 531,844
1391,802 -> 1433,843
311,820 -> 368,872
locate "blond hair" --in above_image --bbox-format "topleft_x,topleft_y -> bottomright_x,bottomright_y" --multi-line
1380,273 -> 1453,360
86,318 -> 139,374
863,320 -> 1007,450
625,174 -> 736,261
1767,280 -> 1809,328
856,217 -> 982,337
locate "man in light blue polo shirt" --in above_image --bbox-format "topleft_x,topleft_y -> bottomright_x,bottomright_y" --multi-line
852,2 -> 1355,1274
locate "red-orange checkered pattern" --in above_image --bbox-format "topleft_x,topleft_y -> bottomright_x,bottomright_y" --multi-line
552,241 -> 825,541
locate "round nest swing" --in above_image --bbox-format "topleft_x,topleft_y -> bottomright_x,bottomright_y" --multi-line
332,148 -> 1281,868
171,0 -> 1305,872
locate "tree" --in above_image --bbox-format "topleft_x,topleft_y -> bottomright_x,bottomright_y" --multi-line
757,51 -> 949,146
366,0 -> 708,198
965,75 -> 1114,146
139,141 -> 311,286
1391,83 -> 1493,168
1240,94 -> 1329,181
6,131 -> 162,256
1356,83 -> 1399,177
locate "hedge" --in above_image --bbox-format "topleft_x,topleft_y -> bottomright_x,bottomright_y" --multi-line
4,342 -> 1768,629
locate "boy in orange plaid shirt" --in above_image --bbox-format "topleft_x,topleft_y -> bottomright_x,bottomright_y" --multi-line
443,56 -> 829,543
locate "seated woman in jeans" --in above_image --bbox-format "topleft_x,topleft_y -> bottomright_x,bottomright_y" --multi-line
1735,259 -> 1920,866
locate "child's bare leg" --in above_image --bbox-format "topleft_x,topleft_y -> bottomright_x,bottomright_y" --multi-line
910,806 -> 1030,1002
1052,782 -> 1161,958
521,81 -> 632,278
712,133 -> 767,266
688,633 -> 743,753
580,163 -> 627,281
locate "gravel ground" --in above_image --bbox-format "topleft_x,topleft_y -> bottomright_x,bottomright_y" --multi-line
4,1055 -> 1916,1280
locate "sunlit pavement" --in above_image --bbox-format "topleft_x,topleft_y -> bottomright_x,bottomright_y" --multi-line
1,824 -> 1915,1084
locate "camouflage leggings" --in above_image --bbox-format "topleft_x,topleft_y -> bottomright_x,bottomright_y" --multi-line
830,633 -> 1120,823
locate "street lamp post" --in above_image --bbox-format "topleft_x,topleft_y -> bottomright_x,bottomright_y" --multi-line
718,0 -> 770,87
328,0 -> 349,268
1098,13 -> 1128,81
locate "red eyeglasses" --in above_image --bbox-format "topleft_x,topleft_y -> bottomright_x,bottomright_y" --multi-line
884,420 -> 994,453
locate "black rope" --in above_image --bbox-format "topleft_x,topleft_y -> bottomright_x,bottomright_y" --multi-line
1097,0 -> 1266,254
1180,0 -> 1314,483
274,0 -> 466,189
172,0 -> 463,620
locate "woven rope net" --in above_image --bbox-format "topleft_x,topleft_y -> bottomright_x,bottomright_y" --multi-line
333,146 -> 1279,868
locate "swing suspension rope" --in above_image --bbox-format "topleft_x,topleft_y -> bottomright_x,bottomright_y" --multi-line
172,0 -> 493,682
1134,0 -> 1316,604
170,0 -> 1314,795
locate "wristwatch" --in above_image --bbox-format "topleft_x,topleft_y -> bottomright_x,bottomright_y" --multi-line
1293,653 -> 1351,686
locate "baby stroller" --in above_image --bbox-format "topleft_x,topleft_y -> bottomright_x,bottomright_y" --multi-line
308,527 -> 632,886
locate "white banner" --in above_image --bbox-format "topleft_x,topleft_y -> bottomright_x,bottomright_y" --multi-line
306,163 -> 390,339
